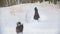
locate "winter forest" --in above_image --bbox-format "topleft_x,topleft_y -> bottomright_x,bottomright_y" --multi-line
0,0 -> 60,34
0,0 -> 60,7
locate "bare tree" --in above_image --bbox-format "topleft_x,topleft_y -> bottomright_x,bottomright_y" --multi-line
39,0 -> 43,3
5,0 -> 8,6
49,0 -> 52,4
54,0 -> 57,4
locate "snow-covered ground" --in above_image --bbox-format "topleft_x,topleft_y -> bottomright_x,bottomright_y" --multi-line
0,2 -> 60,34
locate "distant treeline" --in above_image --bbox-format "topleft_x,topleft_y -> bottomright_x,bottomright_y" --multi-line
0,0 -> 60,7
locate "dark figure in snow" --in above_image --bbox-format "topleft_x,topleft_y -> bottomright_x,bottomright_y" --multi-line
16,22 -> 23,34
34,7 -> 40,20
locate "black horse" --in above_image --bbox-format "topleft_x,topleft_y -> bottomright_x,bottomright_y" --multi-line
34,7 -> 40,20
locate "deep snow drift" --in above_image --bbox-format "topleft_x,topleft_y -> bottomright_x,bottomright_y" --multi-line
0,2 -> 60,34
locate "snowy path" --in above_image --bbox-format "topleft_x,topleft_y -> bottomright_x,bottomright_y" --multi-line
0,2 -> 60,34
